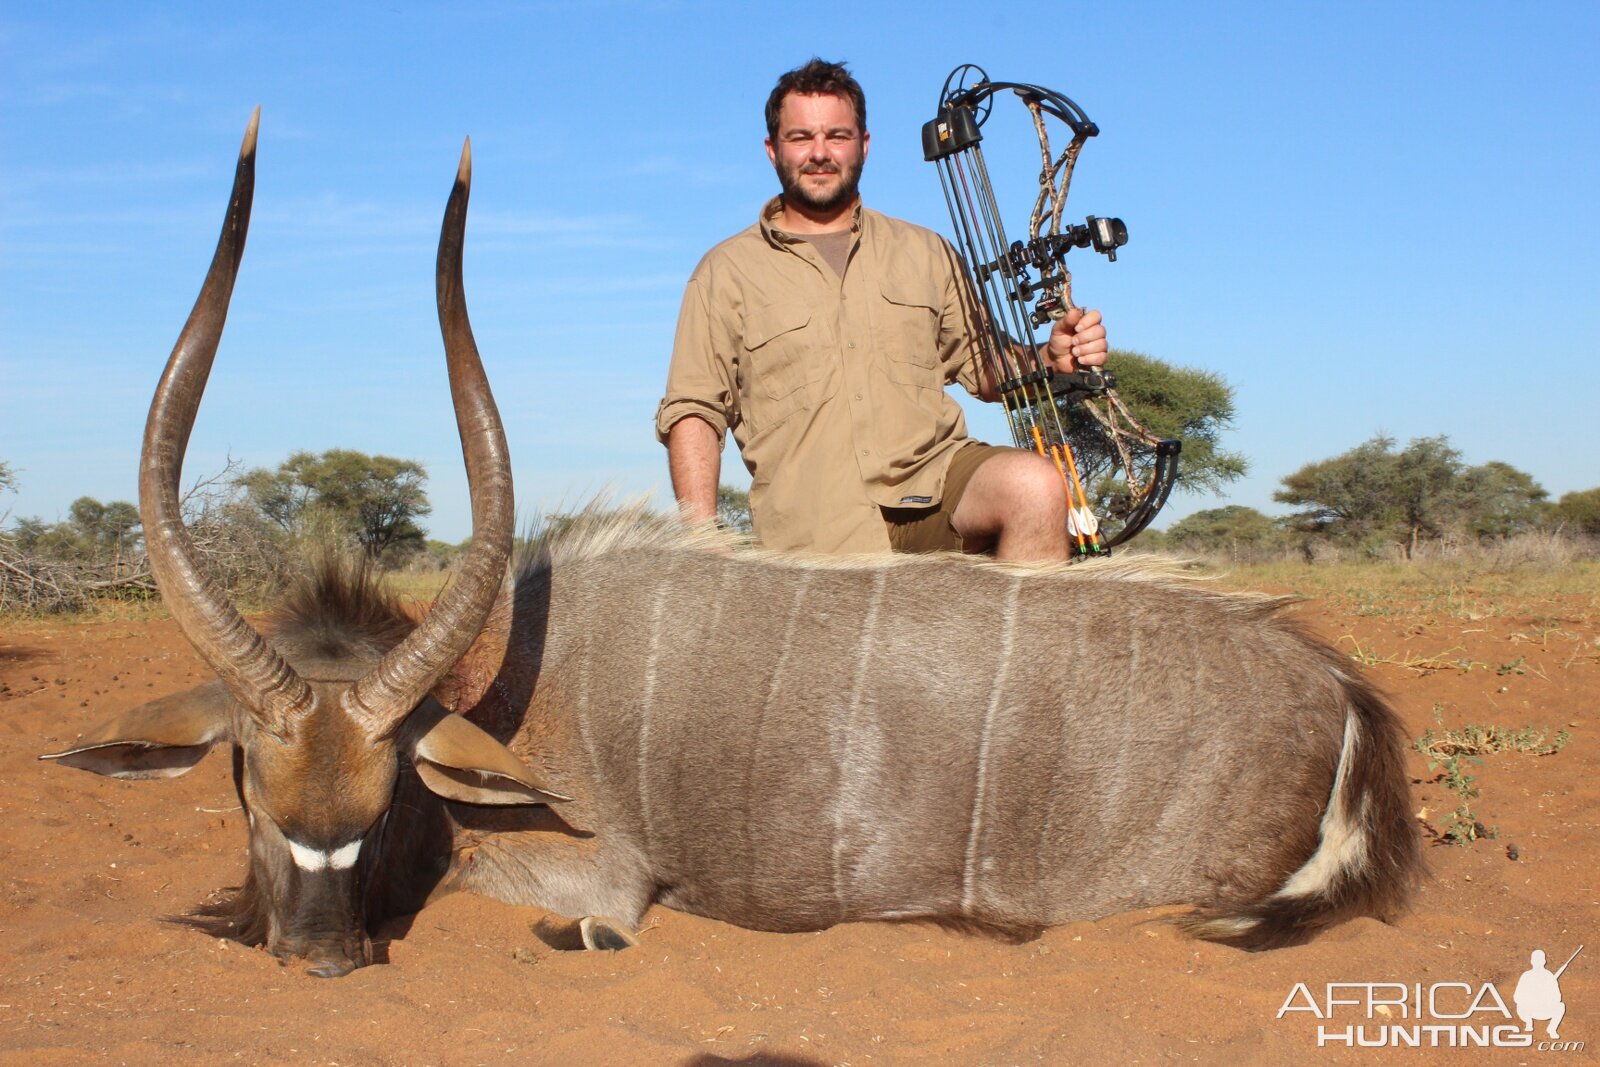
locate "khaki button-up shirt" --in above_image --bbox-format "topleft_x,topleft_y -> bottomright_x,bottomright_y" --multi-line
656,199 -> 985,554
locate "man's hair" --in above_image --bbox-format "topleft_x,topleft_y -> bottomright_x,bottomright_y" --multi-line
765,58 -> 867,140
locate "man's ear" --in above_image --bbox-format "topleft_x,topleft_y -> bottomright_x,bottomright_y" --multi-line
408,702 -> 573,807
40,681 -> 233,779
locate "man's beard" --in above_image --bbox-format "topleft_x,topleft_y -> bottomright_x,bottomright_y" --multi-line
776,157 -> 863,214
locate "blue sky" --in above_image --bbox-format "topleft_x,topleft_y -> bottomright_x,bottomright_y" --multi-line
3,2 -> 1596,542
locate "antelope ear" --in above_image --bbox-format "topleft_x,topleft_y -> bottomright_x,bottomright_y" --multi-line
409,704 -> 572,807
40,681 -> 232,779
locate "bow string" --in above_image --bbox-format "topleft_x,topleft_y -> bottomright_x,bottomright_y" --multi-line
923,64 -> 1181,554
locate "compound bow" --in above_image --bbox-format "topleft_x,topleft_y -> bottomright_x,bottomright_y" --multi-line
923,64 -> 1180,554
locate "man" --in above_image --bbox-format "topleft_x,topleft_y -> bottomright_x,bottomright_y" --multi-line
656,59 -> 1108,559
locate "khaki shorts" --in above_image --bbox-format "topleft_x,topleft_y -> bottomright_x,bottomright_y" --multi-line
882,442 -> 1014,554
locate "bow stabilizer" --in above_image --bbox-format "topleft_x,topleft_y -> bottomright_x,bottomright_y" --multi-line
923,64 -> 1180,553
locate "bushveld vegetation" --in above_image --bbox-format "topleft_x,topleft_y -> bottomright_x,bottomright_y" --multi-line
4,410 -> 1597,613
0,451 -> 439,613
1157,434 -> 1598,566
234,448 -> 432,563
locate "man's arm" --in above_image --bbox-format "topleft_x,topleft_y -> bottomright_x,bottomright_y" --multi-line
657,273 -> 735,525
666,415 -> 722,526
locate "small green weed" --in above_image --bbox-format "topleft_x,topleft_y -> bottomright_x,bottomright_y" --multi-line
1422,749 -> 1490,844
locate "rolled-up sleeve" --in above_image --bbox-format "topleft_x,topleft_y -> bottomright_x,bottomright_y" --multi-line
937,241 -> 989,399
655,275 -> 737,445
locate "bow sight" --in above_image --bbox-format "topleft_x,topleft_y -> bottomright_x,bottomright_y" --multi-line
923,64 -> 1177,554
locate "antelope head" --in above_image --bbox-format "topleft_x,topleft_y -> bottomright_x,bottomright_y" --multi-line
43,111 -> 565,977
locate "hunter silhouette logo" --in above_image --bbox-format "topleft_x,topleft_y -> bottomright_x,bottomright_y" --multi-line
1516,946 -> 1582,1040
1277,944 -> 1585,1050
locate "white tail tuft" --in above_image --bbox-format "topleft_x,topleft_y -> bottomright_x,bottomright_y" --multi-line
1274,712 -> 1367,900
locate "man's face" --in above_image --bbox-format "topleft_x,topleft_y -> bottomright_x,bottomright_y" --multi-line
765,92 -> 869,215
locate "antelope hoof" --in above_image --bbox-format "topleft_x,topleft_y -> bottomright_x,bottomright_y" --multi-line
579,915 -> 638,951
305,957 -> 358,979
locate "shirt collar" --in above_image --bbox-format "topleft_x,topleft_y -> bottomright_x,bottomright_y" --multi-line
760,197 -> 864,248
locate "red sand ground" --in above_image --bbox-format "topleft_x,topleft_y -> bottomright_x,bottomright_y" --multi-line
1,580 -> 1595,1066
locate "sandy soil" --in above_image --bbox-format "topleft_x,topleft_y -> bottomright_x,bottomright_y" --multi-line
2,578 -> 1595,1066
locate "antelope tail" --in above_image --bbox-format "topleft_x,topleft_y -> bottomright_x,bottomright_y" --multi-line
1185,668 -> 1423,950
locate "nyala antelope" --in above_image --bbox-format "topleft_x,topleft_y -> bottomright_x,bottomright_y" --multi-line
45,113 -> 1420,977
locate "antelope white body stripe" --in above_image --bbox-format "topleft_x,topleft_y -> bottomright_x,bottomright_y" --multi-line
832,569 -> 886,911
637,560 -> 675,850
287,837 -> 363,872
962,577 -> 1020,912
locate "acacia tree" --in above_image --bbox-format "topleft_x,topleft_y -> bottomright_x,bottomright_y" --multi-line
236,449 -> 430,562
9,496 -> 142,561
716,484 -> 753,534
1274,434 -> 1547,556
68,497 -> 143,556
1165,505 -> 1288,557
1456,461 -> 1549,539
1554,487 -> 1600,536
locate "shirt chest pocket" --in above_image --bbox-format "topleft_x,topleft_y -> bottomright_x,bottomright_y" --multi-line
877,281 -> 942,390
741,302 -> 814,404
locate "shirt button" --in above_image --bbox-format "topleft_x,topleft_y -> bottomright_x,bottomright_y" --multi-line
854,393 -> 863,400
847,341 -> 856,349
861,449 -> 870,456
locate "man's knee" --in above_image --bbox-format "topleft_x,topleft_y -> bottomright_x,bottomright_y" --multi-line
950,446 -> 1070,550
990,451 -> 1067,518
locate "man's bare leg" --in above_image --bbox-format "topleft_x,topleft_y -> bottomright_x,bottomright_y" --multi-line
949,450 -> 1070,561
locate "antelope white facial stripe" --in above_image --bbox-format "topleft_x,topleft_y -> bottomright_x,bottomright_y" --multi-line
286,836 -> 363,872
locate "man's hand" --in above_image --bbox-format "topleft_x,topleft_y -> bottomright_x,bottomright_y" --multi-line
976,306 -> 1109,403
1044,307 -> 1107,372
